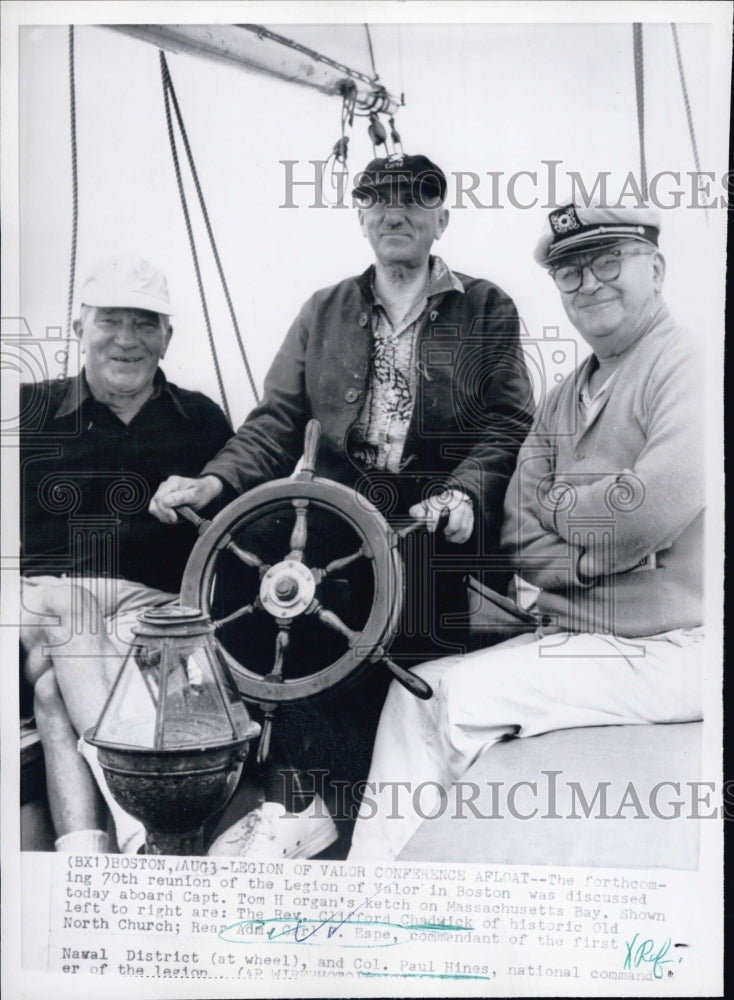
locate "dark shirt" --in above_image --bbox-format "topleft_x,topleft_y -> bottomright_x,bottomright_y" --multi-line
20,369 -> 232,593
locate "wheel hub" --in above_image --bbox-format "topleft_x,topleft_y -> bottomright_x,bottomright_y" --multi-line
259,559 -> 316,619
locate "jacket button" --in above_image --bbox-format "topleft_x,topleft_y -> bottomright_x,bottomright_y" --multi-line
574,451 -> 585,460
429,310 -> 439,321
358,313 -> 368,327
344,388 -> 360,403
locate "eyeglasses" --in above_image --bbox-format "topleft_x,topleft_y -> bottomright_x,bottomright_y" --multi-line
550,247 -> 655,292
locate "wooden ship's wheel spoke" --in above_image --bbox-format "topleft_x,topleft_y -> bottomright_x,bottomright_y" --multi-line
307,599 -> 360,646
213,601 -> 258,632
287,499 -> 309,561
312,546 -> 368,585
224,540 -> 266,572
267,624 -> 291,682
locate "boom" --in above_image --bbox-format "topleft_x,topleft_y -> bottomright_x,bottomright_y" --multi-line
111,24 -> 402,115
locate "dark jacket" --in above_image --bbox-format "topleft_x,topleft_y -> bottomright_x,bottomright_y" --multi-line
203,263 -> 534,546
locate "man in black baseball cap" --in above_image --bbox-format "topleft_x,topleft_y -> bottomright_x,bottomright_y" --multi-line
151,152 -> 534,861
352,152 -> 448,208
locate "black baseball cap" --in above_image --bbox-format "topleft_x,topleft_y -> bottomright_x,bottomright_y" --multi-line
352,153 -> 448,206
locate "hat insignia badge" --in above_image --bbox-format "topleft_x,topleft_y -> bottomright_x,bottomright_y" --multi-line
385,153 -> 405,167
550,205 -> 581,234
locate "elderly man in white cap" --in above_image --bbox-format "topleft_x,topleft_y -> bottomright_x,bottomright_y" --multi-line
348,203 -> 706,860
20,254 -> 232,853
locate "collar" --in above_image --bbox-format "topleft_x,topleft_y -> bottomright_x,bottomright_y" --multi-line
579,363 -> 617,404
425,255 -> 465,297
359,255 -> 465,303
53,368 -> 188,420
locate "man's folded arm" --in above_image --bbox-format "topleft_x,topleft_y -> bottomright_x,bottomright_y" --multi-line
546,347 -> 705,577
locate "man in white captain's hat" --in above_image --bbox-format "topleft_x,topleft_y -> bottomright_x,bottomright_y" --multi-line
349,202 -> 706,860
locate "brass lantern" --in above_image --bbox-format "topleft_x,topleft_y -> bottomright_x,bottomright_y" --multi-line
85,606 -> 260,855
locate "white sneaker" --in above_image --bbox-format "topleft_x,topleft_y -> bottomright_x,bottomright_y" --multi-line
208,796 -> 338,859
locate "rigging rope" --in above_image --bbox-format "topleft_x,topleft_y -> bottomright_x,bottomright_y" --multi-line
365,24 -> 379,80
325,26 -> 402,172
161,57 -> 260,407
632,23 -> 648,202
671,23 -> 707,221
160,54 -> 231,422
160,52 -> 261,419
397,25 -> 405,107
63,25 -> 79,380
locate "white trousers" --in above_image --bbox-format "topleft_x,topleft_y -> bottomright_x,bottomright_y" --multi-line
348,629 -> 704,861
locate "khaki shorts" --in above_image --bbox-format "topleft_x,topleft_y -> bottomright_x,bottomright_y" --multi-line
22,575 -> 178,653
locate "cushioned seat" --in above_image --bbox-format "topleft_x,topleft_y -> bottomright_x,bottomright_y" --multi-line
400,722 -> 702,869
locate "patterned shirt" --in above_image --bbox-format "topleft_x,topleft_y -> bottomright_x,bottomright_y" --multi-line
352,256 -> 464,472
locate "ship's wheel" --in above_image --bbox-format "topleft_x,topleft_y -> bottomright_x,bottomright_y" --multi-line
179,420 -> 433,762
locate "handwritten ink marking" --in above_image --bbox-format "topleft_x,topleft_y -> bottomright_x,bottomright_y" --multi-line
219,881 -> 472,948
623,933 -> 676,979
220,916 -> 470,949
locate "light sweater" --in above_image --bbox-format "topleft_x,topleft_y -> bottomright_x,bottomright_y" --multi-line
500,304 -> 705,637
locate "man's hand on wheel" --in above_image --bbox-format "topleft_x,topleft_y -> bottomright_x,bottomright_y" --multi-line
408,489 -> 474,544
149,475 -> 223,524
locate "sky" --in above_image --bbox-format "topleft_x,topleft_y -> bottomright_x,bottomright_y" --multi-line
5,2 -> 731,428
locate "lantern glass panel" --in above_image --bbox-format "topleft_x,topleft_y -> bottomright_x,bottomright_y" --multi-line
92,607 -> 253,750
92,648 -> 158,748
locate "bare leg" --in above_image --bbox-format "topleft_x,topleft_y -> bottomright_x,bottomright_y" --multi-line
33,669 -> 108,844
20,590 -> 58,686
22,582 -> 146,852
22,582 -> 126,732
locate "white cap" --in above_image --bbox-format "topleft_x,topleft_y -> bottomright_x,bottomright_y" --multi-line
79,254 -> 173,315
